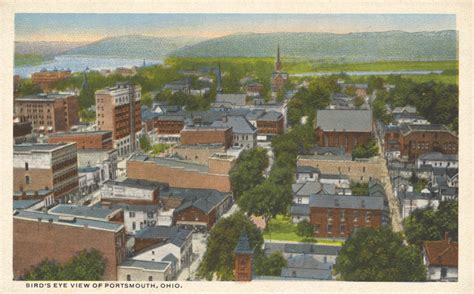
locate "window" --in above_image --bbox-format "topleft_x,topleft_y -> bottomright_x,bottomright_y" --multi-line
327,224 -> 333,235
292,270 -> 297,278
25,175 -> 30,184
362,167 -> 366,173
147,212 -> 154,219
126,274 -> 131,281
314,224 -> 320,234
441,267 -> 447,279
327,209 -> 333,221
132,222 -> 136,230
25,162 -> 29,171
340,210 -> 345,221
297,197 -> 302,204
240,259 -> 246,270
353,210 -> 359,222
148,276 -> 153,281
152,251 -> 155,255
340,224 -> 346,234
323,256 -> 327,263
365,211 -> 371,223
129,211 -> 135,218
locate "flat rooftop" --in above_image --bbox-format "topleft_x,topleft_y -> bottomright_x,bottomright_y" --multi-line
14,143 -> 72,153
48,204 -> 121,221
49,131 -> 112,137
16,93 -> 75,101
13,210 -> 124,232
104,178 -> 167,190
120,259 -> 170,271
129,154 -> 209,173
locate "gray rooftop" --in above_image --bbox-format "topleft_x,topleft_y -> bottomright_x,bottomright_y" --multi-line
160,187 -> 229,214
418,152 -> 458,162
104,178 -> 166,191
309,195 -> 387,210
214,94 -> 247,107
400,124 -> 454,135
120,259 -> 170,271
258,110 -> 283,122
134,225 -> 192,247
13,210 -> 123,232
210,115 -> 256,134
235,230 -> 254,254
48,131 -> 111,137
316,109 -> 373,132
129,154 -> 209,173
296,166 -> 320,174
290,204 -> 310,216
14,143 -> 71,153
16,93 -> 75,101
48,204 -> 121,220
245,109 -> 266,121
13,200 -> 42,210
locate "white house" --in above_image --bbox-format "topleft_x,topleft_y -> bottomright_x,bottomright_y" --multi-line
416,152 -> 458,169
423,235 -> 458,282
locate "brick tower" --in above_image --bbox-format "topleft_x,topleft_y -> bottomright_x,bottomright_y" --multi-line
233,229 -> 254,281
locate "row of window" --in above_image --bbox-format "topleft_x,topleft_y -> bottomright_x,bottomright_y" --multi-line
326,209 -> 372,222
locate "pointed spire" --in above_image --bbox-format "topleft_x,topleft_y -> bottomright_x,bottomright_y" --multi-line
234,228 -> 253,254
216,63 -> 223,94
275,44 -> 282,72
277,44 -> 280,63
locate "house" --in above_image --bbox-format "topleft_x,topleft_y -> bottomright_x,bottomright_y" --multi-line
392,105 -> 416,117
78,165 -> 101,196
315,109 -> 373,154
398,191 -> 439,219
281,255 -> 333,280
245,82 -> 264,97
163,78 -> 192,95
180,125 -> 233,149
416,152 -> 458,169
290,204 -> 310,223
264,242 -> 341,265
296,166 -> 320,183
292,181 -> 336,205
256,110 -> 285,138
211,115 -> 257,149
159,187 -> 233,230
394,113 -> 430,125
423,234 -> 458,281
118,259 -> 175,281
132,225 -> 193,273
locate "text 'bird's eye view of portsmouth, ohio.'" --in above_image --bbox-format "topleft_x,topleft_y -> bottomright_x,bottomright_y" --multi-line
10,12 -> 460,286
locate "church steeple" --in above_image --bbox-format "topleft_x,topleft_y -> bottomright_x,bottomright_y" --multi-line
233,228 -> 254,281
275,44 -> 282,72
216,63 -> 223,94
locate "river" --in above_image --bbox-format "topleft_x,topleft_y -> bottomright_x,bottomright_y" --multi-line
15,55 -> 163,78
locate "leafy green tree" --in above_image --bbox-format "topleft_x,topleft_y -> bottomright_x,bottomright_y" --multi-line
18,79 -> 42,96
352,139 -> 379,159
296,219 -> 314,238
238,180 -> 292,228
197,212 -> 264,281
141,92 -> 153,108
229,148 -> 269,199
25,259 -> 62,280
351,182 -> 369,196
353,95 -> 365,108
24,249 -> 106,281
60,249 -> 106,281
334,227 -> 426,281
404,200 -> 458,247
139,135 -> 151,152
254,251 -> 287,276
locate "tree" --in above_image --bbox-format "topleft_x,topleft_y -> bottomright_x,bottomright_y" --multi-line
351,182 -> 369,196
352,139 -> 378,159
139,135 -> 151,152
296,219 -> 314,238
254,251 -> 287,276
334,227 -> 426,281
404,200 -> 458,247
238,180 -> 292,229
141,92 -> 153,108
229,147 -> 269,199
353,95 -> 365,109
24,259 -> 62,280
60,249 -> 107,281
197,212 -> 264,281
24,249 -> 106,281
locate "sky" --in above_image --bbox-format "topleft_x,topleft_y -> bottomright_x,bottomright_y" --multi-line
15,14 -> 456,42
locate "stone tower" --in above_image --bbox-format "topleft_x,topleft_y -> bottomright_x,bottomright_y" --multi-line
233,229 -> 254,281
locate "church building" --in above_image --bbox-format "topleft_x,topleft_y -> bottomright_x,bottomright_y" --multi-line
271,45 -> 289,95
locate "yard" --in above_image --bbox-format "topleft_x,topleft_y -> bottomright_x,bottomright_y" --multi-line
262,215 -> 344,246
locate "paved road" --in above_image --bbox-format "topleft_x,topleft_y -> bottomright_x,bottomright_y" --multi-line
374,121 -> 403,233
177,233 -> 207,281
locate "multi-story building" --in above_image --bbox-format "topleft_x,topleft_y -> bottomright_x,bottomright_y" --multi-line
14,93 -> 79,133
13,120 -> 33,144
271,45 -> 289,93
13,210 -> 126,280
423,235 -> 458,282
13,143 -> 79,203
211,115 -> 257,149
315,109 -> 373,154
95,82 -> 142,157
31,69 -> 72,91
256,111 -> 284,138
48,130 -> 113,150
127,153 -> 235,193
398,124 -> 458,161
155,115 -> 185,144
180,126 -> 233,149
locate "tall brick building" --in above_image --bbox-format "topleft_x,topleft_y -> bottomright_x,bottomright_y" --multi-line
271,45 -> 288,93
180,126 -> 233,149
315,109 -> 373,154
13,210 -> 126,280
95,82 -> 142,157
256,111 -> 284,136
398,124 -> 458,161
48,131 -> 113,150
31,69 -> 72,92
14,93 -> 79,133
13,143 -> 79,203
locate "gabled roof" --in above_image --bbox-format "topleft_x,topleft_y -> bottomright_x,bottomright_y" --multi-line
290,204 -> 310,216
424,238 -> 458,267
316,109 -> 372,132
235,229 -> 254,254
309,195 -> 387,211
392,105 -> 416,114
258,110 -> 283,122
214,94 -> 247,107
160,187 -> 229,215
210,115 -> 256,134
418,152 -> 458,162
135,225 -> 192,247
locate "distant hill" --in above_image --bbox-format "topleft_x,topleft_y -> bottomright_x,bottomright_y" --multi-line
170,31 -> 458,62
15,41 -> 90,57
62,35 -> 206,59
